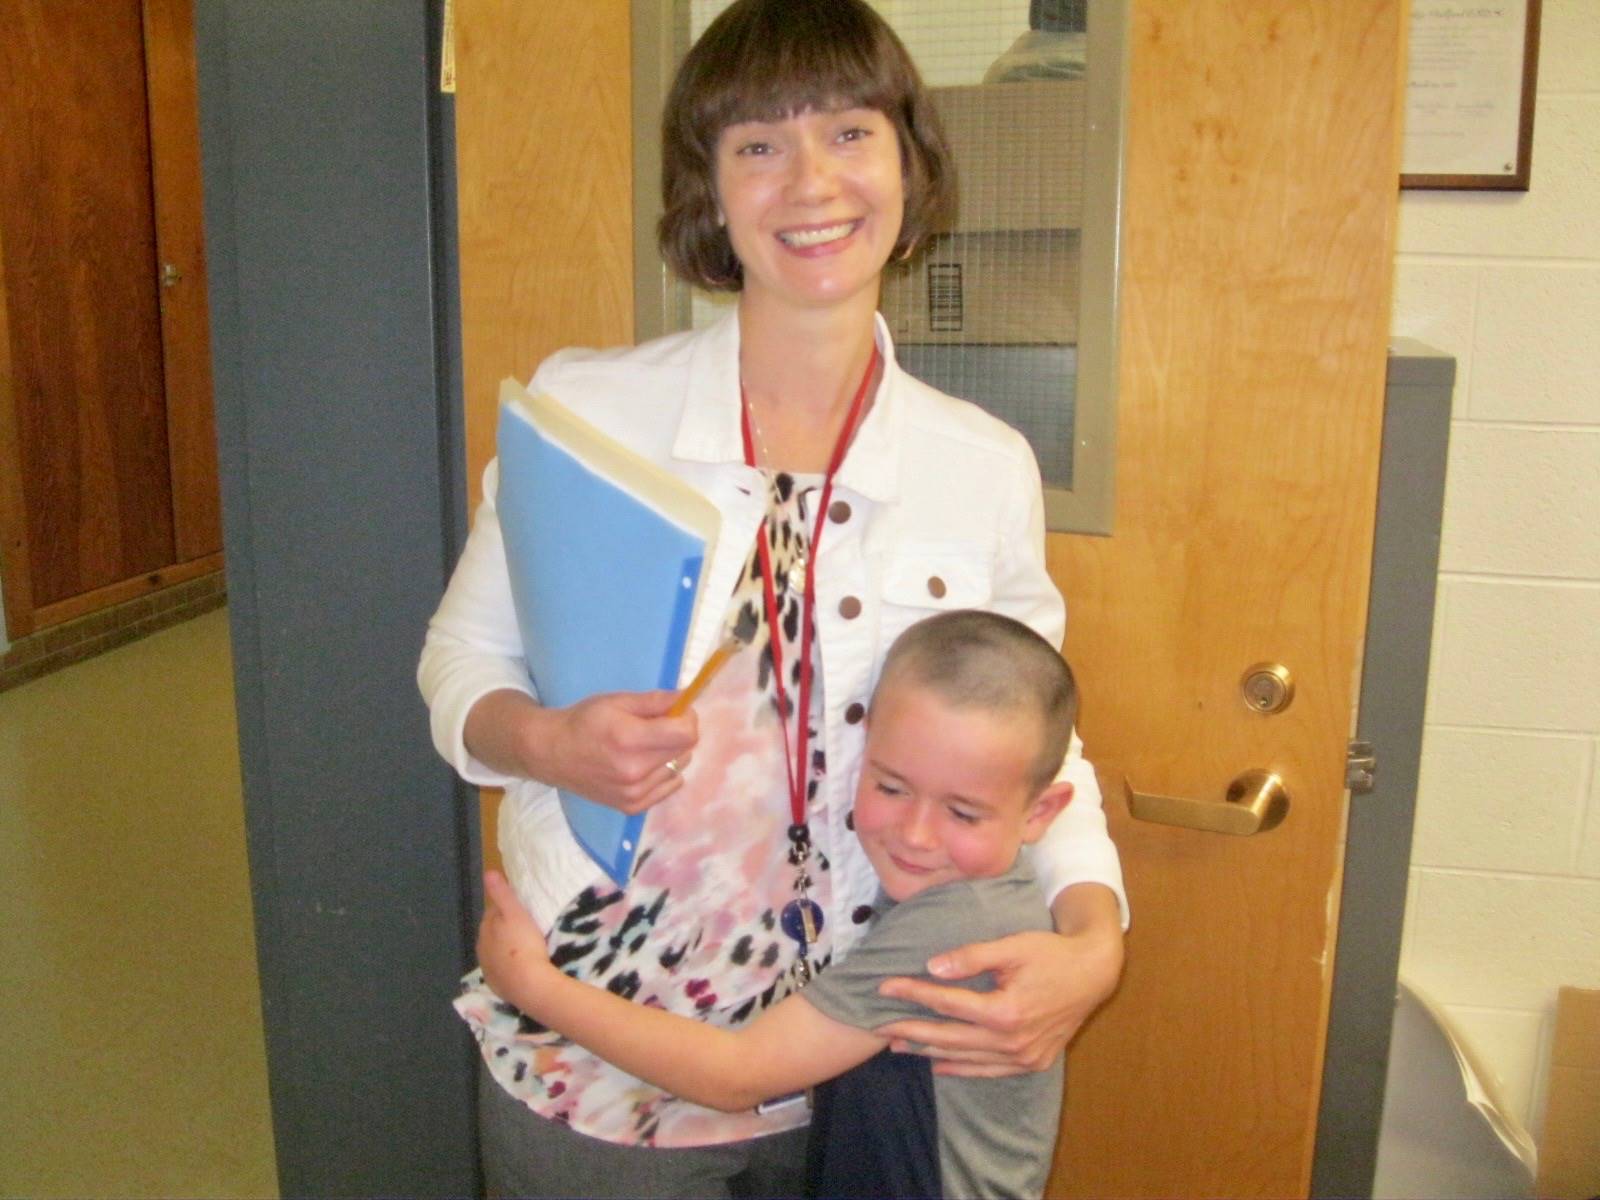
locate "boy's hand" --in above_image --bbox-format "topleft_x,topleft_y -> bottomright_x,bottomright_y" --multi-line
874,887 -> 1124,1077
477,870 -> 552,1008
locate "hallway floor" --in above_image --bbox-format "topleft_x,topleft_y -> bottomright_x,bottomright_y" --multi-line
1,609 -> 278,1198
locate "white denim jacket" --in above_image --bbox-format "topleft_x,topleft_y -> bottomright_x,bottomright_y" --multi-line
418,311 -> 1127,956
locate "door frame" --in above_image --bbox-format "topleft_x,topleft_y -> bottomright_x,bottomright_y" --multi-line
1311,348 -> 1454,1198
196,1 -> 478,1194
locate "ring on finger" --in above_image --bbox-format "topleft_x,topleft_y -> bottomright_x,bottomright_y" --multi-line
664,758 -> 683,778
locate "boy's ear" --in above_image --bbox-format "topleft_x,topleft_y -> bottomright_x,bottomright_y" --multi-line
1020,781 -> 1074,844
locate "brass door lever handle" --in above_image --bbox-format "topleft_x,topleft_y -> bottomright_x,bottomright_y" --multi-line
1124,769 -> 1289,835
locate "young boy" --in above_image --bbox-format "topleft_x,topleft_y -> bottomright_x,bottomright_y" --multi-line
477,610 -> 1080,1199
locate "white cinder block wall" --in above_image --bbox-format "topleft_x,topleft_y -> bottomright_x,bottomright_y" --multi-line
1391,0 -> 1600,1135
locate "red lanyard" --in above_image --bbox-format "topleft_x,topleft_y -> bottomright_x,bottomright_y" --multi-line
740,344 -> 879,829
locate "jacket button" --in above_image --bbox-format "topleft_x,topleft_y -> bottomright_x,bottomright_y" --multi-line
839,596 -> 862,619
828,500 -> 852,524
927,576 -> 947,599
844,702 -> 865,724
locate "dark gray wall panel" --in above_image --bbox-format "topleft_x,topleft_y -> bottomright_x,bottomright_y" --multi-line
1311,345 -> 1454,1198
196,2 -> 477,1194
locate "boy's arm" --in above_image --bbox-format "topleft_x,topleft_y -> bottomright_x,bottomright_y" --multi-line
478,871 -> 884,1112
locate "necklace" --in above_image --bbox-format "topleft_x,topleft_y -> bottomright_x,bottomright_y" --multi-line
740,343 -> 880,986
745,396 -> 775,470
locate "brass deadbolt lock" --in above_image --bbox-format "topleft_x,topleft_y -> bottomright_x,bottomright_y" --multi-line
1241,663 -> 1294,714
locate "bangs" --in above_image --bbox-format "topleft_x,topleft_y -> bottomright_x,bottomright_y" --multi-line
684,1 -> 911,142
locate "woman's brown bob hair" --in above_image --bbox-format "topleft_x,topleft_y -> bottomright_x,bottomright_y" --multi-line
659,0 -> 955,292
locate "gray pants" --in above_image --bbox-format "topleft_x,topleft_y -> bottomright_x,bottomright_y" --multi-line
477,1068 -> 809,1199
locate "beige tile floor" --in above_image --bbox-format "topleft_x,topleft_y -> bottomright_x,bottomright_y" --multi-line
1,608 -> 278,1199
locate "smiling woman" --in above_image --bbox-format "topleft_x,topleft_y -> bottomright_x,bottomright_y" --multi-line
420,1 -> 1127,1196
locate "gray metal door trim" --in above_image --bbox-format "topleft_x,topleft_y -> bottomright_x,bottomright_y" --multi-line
1312,343 -> 1455,1198
196,2 -> 478,1193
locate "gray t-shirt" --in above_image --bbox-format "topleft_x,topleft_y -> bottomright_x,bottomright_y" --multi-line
804,860 -> 1063,1199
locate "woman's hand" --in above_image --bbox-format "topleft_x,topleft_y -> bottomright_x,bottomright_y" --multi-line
465,687 -> 698,814
873,883 -> 1124,1077
477,869 -> 553,1011
543,690 -> 700,813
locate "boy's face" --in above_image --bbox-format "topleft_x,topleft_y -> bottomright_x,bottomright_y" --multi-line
851,679 -> 1069,903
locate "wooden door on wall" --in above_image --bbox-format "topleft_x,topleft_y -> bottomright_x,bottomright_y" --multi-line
0,0 -> 221,639
1046,4 -> 1403,1195
451,2 -> 1403,1195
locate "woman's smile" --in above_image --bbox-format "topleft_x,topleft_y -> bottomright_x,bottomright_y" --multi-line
776,218 -> 863,250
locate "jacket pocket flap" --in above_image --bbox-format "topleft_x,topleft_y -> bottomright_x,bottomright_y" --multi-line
881,546 -> 993,610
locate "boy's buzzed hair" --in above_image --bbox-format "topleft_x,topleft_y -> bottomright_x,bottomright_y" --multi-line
874,610 -> 1078,792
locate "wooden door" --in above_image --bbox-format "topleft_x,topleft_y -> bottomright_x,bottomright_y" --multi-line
1046,4 -> 1403,1195
142,0 -> 222,563
451,2 -> 1404,1194
0,0 -> 220,638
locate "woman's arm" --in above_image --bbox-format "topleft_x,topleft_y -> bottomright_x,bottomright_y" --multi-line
987,444 -> 1128,918
478,872 -> 882,1110
1030,739 -> 1129,925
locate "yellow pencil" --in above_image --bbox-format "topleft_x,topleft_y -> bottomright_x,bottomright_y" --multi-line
667,636 -> 740,716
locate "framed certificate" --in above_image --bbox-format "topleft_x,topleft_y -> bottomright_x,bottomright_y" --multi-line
1401,0 -> 1541,190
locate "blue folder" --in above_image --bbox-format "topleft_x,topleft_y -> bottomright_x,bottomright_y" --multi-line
495,380 -> 720,886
